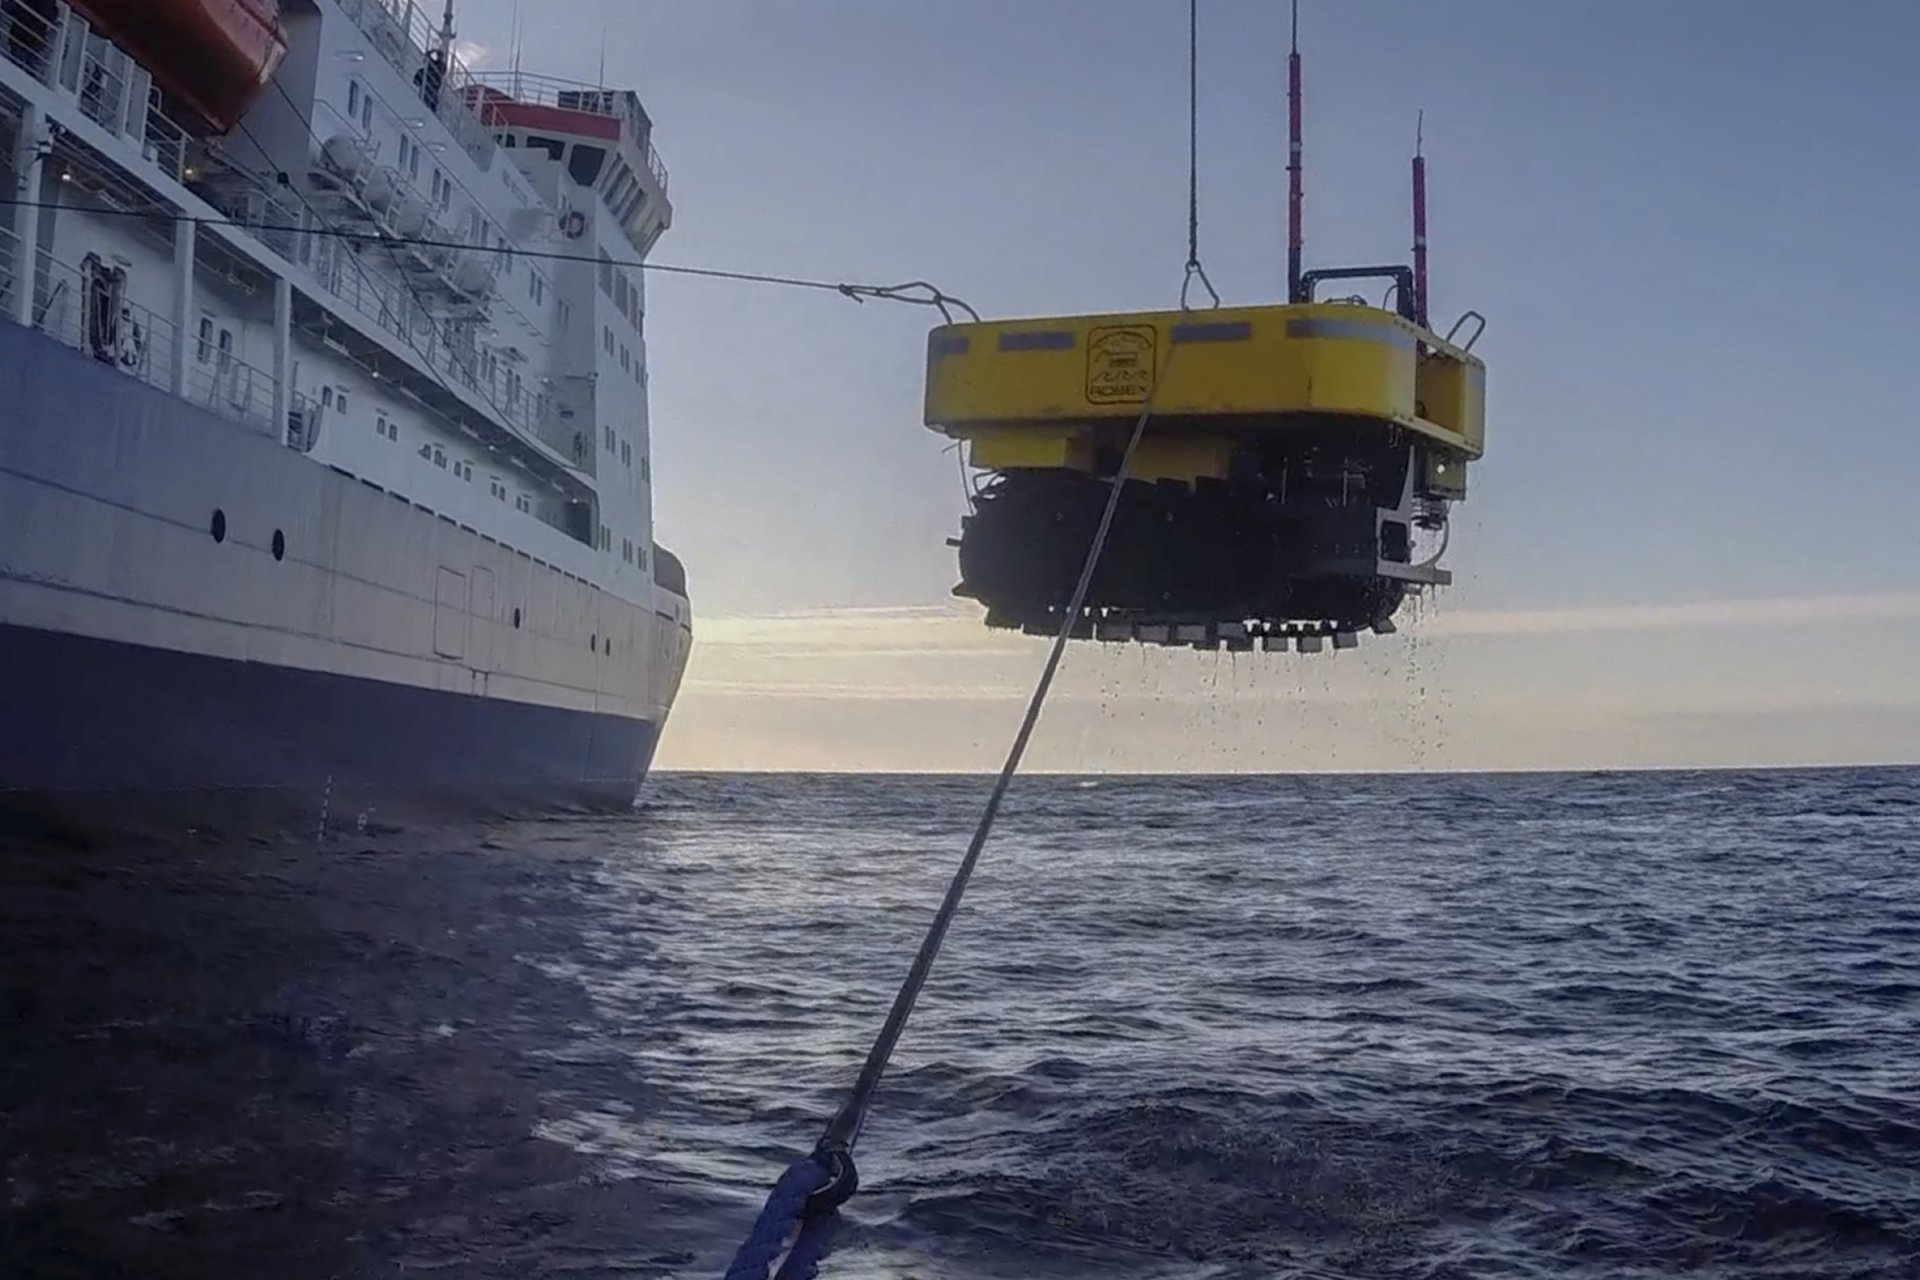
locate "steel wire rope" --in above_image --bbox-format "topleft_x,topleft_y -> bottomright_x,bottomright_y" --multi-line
1181,0 -> 1220,309
0,194 -> 980,322
725,4 -> 1223,1276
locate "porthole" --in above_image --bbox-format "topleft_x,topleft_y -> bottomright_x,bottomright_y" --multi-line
210,509 -> 226,543
590,634 -> 597,651
271,530 -> 286,561
512,607 -> 522,629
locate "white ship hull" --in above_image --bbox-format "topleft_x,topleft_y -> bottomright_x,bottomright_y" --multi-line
0,319 -> 686,826
0,0 -> 695,829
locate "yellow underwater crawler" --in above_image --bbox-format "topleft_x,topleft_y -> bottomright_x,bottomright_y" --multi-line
922,14 -> 1483,654
923,283 -> 1485,652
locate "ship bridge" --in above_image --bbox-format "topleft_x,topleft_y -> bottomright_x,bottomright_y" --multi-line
465,72 -> 670,257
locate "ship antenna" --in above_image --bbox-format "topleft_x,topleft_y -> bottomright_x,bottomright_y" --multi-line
598,26 -> 608,88
510,1 -> 524,89
438,0 -> 456,61
1287,0 -> 1305,302
1412,109 -> 1429,328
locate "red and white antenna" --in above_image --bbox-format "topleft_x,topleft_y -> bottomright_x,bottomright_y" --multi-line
1287,0 -> 1305,302
1412,110 -> 1429,328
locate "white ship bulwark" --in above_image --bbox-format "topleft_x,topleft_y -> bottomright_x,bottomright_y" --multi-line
0,0 -> 690,829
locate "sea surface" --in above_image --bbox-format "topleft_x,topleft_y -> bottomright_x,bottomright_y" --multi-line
3,769 -> 1918,1278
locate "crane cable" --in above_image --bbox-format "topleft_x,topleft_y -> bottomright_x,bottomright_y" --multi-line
1181,0 -> 1221,310
723,5 -> 1215,1279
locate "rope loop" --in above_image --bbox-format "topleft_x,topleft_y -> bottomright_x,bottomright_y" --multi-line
721,1142 -> 858,1280
1181,259 -> 1221,311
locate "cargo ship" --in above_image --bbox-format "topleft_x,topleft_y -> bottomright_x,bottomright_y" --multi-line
0,0 -> 691,827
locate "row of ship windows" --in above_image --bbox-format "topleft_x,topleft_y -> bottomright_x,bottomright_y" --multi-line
597,251 -> 644,331
591,522 -> 649,570
601,327 -> 648,382
368,410 -> 650,564
321,385 -> 647,507
601,424 -> 644,475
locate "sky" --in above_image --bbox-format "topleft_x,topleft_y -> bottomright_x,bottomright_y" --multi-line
456,0 -> 1920,772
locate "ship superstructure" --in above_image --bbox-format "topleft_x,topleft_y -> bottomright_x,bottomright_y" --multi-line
0,0 -> 691,822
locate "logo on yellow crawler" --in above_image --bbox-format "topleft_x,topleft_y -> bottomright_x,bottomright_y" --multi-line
1085,325 -> 1157,405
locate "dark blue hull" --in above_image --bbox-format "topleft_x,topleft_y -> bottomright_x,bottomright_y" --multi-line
0,622 -> 658,834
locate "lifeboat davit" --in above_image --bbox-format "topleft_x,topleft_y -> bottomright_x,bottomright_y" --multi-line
65,0 -> 287,136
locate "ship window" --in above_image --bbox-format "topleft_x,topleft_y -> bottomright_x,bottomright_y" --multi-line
512,607 -> 521,628
210,508 -> 226,543
620,346 -> 629,372
597,251 -> 614,296
337,391 -> 349,415
217,328 -> 234,371
567,144 -> 607,189
196,316 -> 213,363
361,95 -> 373,131
322,386 -> 334,409
525,134 -> 564,161
622,441 -> 631,467
348,80 -> 361,120
272,530 -> 286,562
606,167 -> 636,211
433,446 -> 447,468
640,457 -> 649,482
637,545 -> 646,570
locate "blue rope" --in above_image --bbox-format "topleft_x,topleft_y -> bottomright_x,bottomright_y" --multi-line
721,1155 -> 835,1280
772,1209 -> 840,1280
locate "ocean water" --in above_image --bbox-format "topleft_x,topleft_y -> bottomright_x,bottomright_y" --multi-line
3,768 -> 1918,1278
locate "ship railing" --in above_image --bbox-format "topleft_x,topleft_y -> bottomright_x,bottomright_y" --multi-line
140,94 -> 192,185
0,0 -> 63,89
208,193 -> 584,470
0,214 -> 17,316
335,0 -> 496,164
0,2 -> 196,185
1,224 -> 285,437
469,70 -> 670,193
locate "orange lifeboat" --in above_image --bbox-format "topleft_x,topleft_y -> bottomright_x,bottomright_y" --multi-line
65,0 -> 287,136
